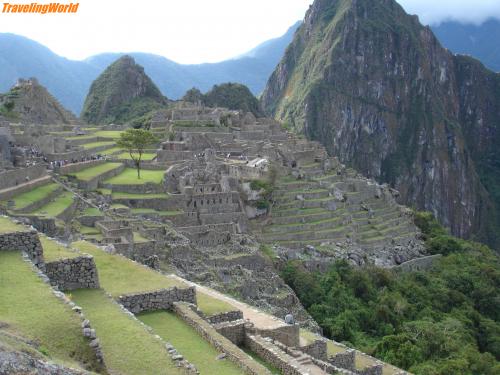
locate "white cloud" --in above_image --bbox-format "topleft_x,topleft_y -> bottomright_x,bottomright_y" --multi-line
397,0 -> 500,25
0,0 -> 499,63
0,0 -> 312,63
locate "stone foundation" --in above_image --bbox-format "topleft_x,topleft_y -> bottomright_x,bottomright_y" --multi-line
214,319 -> 246,346
45,255 -> 100,290
207,310 -> 243,324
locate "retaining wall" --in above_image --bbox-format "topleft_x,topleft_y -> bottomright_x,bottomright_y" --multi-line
58,160 -> 105,175
118,287 -> 197,314
45,255 -> 100,290
0,165 -> 47,191
173,303 -> 271,375
0,176 -> 52,201
0,230 -> 44,269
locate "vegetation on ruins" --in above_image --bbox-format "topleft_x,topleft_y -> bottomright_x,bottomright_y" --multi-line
182,83 -> 263,116
116,129 -> 159,179
81,55 -> 167,125
281,212 -> 500,374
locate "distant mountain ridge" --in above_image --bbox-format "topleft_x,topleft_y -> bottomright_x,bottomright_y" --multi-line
0,22 -> 300,115
431,18 -> 500,73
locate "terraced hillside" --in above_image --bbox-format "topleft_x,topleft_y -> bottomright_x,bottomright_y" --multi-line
261,162 -> 423,266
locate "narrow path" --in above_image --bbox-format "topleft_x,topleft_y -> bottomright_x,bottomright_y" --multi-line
169,274 -> 287,330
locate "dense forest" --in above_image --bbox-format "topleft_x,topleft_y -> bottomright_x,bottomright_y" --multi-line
282,212 -> 500,374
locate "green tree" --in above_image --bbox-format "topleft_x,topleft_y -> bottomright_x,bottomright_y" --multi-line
116,129 -> 158,179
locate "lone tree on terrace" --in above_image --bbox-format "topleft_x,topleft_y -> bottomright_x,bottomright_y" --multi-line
117,128 -> 158,179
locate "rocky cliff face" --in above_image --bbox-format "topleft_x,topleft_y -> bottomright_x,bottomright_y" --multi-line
81,55 -> 167,124
0,78 -> 78,124
261,0 -> 500,249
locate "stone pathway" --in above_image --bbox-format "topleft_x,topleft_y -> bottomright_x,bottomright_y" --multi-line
169,274 -> 287,330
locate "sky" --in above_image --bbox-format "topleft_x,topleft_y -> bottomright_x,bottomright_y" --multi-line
0,0 -> 499,64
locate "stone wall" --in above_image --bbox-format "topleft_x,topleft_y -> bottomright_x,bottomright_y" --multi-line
300,339 -> 328,361
207,310 -> 243,324
214,319 -> 246,346
249,323 -> 300,347
0,230 -> 44,269
74,164 -> 124,190
58,160 -> 104,175
118,287 -> 197,314
396,254 -> 442,272
329,349 -> 355,372
173,303 -> 271,375
0,176 -> 52,201
99,182 -> 164,194
14,187 -> 63,214
45,255 -> 100,290
0,165 -> 47,191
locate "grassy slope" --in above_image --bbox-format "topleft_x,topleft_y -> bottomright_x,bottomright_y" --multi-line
69,162 -> 122,181
0,216 -> 27,233
139,311 -> 245,375
0,251 -> 97,370
40,235 -> 80,262
5,183 -> 59,210
71,240 -> 233,315
31,191 -> 74,217
72,289 -> 183,375
104,168 -> 164,184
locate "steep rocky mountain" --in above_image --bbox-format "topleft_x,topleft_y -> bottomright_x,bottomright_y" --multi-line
261,0 -> 500,249
182,83 -> 262,116
431,18 -> 500,73
0,23 -> 300,114
81,56 -> 168,125
0,78 -> 78,124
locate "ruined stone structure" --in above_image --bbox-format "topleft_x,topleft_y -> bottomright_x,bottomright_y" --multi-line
45,255 -> 100,290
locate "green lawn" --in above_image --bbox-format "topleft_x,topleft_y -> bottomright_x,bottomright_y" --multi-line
71,240 -> 234,315
31,191 -> 74,218
99,147 -> 124,156
5,183 -> 59,210
30,191 -> 73,216
0,251 -> 97,370
93,130 -> 124,139
82,141 -> 116,150
0,216 -> 28,233
71,289 -> 183,375
69,163 -> 122,181
112,191 -> 169,199
40,236 -> 80,262
71,241 -> 185,297
104,168 -> 164,185
82,207 -> 104,216
117,152 -> 157,161
139,311 -> 245,375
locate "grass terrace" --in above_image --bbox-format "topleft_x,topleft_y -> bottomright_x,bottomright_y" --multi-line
4,183 -> 59,210
104,168 -> 164,185
99,147 -> 124,156
111,191 -> 169,199
82,207 -> 104,216
139,311 -> 245,375
93,130 -> 124,139
82,141 -> 116,150
71,240 -> 235,315
72,289 -> 183,375
117,152 -> 157,161
0,216 -> 28,233
69,162 -> 122,181
0,251 -> 97,370
131,208 -> 183,216
40,235 -> 79,262
31,191 -> 74,218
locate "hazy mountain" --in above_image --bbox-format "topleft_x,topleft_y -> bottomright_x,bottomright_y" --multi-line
262,0 -> 500,249
431,18 -> 500,72
0,22 -> 300,115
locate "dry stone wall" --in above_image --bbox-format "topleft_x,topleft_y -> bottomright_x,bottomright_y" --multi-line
0,165 -> 47,191
118,287 -> 196,314
59,160 -> 104,175
173,302 -> 271,375
0,230 -> 44,269
45,255 -> 100,290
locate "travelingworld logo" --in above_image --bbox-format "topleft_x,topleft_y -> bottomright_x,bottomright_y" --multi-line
2,2 -> 79,14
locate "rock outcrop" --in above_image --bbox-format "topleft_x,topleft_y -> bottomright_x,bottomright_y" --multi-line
81,55 -> 167,124
261,0 -> 500,249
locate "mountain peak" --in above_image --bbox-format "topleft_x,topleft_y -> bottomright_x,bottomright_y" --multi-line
81,55 -> 167,124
